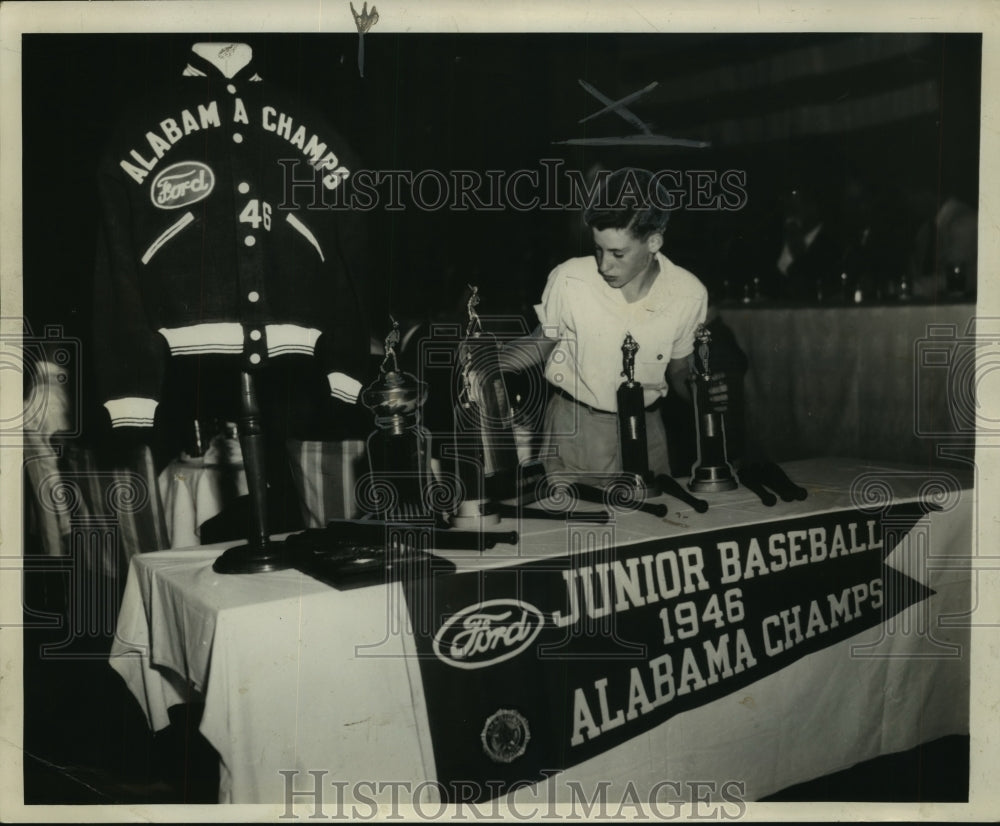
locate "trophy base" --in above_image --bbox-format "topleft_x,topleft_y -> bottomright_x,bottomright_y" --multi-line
213,539 -> 293,574
449,498 -> 501,530
688,465 -> 738,493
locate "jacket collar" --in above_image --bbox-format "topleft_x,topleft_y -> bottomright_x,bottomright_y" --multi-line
183,42 -> 261,81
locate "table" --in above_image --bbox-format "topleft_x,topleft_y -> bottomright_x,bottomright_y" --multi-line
158,456 -> 249,548
111,458 -> 972,807
721,303 -> 976,466
158,439 -> 369,547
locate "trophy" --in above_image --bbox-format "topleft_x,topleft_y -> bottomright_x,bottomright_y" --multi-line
447,285 -> 523,528
285,325 -> 451,590
688,324 -> 738,492
286,316 -> 521,588
616,332 -> 656,493
360,317 -> 432,521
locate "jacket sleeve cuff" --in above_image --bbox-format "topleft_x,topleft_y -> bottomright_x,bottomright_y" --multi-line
103,397 -> 158,428
328,372 -> 362,404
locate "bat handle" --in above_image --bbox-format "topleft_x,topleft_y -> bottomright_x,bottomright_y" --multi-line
738,470 -> 777,507
655,475 -> 709,513
762,462 -> 808,500
482,532 -> 519,550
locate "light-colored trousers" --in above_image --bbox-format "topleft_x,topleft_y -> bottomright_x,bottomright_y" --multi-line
539,390 -> 669,484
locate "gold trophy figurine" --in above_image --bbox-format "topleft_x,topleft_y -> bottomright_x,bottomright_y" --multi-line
380,315 -> 401,374
465,283 -> 483,339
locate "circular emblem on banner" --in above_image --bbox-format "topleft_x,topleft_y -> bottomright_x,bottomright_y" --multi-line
150,161 -> 215,209
480,708 -> 531,764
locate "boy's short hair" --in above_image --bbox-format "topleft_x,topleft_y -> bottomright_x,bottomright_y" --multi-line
583,167 -> 671,239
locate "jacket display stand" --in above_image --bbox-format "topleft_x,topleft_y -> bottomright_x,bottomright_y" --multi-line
213,371 -> 291,573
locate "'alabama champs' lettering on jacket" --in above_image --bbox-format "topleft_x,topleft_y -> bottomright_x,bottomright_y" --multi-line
94,44 -> 370,429
119,99 -> 349,189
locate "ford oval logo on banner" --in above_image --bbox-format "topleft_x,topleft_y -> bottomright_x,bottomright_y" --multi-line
433,599 -> 545,669
150,161 -> 215,209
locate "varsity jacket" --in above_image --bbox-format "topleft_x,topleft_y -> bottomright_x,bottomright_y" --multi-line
93,43 -> 370,428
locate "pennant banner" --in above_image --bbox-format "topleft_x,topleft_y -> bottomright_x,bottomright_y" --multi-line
403,503 -> 933,801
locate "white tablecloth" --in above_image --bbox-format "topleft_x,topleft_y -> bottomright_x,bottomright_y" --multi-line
112,458 -> 972,804
158,457 -> 249,548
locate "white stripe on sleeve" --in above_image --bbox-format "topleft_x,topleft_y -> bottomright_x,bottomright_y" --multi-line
104,397 -> 158,428
328,372 -> 362,404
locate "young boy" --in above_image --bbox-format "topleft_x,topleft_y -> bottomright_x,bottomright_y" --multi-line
503,168 -> 723,481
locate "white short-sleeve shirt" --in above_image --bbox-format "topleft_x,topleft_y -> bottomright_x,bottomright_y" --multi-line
534,252 -> 708,411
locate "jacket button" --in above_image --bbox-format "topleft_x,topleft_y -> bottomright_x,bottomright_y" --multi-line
244,236 -> 256,247
657,354 -> 663,360
227,84 -> 236,94
232,132 -> 244,144
249,329 -> 262,341
249,353 -> 262,365
247,291 -> 260,303
238,182 -> 250,194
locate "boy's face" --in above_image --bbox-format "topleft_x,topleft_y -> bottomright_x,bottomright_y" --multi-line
592,227 -> 662,290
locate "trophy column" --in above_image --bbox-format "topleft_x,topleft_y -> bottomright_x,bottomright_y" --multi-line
616,332 -> 656,494
688,324 -> 738,493
449,285 -> 520,528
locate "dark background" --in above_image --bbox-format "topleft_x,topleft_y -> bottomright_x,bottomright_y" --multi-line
21,32 -> 982,440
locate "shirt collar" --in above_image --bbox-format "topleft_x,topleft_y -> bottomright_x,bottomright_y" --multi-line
643,252 -> 673,310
